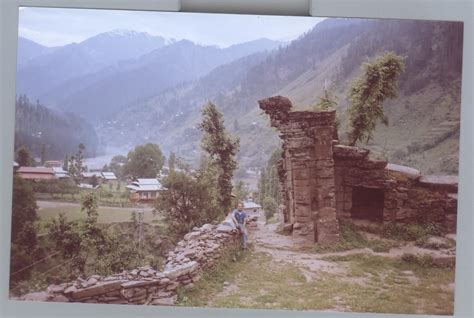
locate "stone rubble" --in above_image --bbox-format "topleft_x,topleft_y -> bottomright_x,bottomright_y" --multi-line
19,213 -> 257,306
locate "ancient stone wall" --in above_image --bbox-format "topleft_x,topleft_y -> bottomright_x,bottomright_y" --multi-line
19,215 -> 257,305
334,145 -> 458,231
259,95 -> 458,245
259,96 -> 339,245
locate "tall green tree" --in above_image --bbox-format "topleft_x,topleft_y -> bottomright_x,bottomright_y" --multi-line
40,143 -> 46,165
198,102 -> 240,215
107,155 -> 127,178
168,151 -> 176,172
123,143 -> 165,178
67,143 -> 87,183
313,88 -> 338,112
233,180 -> 249,206
63,155 -> 69,171
10,176 -> 39,282
11,176 -> 38,243
258,149 -> 282,218
155,171 -> 219,236
15,146 -> 35,167
347,51 -> 405,146
47,213 -> 82,258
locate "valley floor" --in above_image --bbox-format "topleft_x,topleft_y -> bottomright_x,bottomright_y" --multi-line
177,213 -> 455,315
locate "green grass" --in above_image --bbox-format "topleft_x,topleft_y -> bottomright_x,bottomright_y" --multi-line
178,248 -> 454,315
36,205 -> 163,233
310,220 -> 399,254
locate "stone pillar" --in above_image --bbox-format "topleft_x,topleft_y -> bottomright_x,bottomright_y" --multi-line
259,96 -> 339,245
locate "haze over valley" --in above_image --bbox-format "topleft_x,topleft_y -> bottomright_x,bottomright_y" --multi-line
16,16 -> 463,176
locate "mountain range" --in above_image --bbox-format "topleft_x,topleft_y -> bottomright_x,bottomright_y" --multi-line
16,19 -> 463,176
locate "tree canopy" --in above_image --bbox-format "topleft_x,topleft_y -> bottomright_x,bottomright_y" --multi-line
198,102 -> 240,214
123,143 -> 165,178
347,51 -> 405,146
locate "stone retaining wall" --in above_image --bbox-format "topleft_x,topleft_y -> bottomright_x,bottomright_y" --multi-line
20,214 -> 257,306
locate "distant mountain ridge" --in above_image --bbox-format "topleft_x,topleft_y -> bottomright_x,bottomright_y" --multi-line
97,18 -> 462,175
16,32 -> 283,120
16,19 -> 463,175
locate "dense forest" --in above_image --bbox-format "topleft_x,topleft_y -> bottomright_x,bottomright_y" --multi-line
14,95 -> 99,161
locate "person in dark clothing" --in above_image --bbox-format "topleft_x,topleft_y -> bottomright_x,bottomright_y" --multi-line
231,202 -> 248,249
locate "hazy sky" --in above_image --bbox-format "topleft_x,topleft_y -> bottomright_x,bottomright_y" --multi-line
19,7 -> 324,48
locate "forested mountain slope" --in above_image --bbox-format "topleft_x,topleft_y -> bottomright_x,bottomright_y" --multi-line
14,95 -> 99,160
100,18 -> 462,175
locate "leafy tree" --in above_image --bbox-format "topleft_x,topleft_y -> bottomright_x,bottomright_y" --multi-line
233,180 -> 249,206
123,143 -> 165,178
313,88 -> 338,112
67,143 -> 87,183
108,155 -> 127,178
168,151 -> 176,171
90,175 -> 99,188
15,146 -> 35,167
11,176 -> 38,242
47,213 -> 82,258
347,51 -> 405,146
63,155 -> 69,171
263,196 -> 279,221
198,102 -> 240,215
10,176 -> 38,282
155,171 -> 218,237
258,149 -> 282,205
40,143 -> 46,165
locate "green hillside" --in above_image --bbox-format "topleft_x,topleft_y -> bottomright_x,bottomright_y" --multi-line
100,18 -> 463,175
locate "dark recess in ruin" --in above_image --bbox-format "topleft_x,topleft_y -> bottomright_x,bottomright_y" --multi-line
351,187 -> 385,222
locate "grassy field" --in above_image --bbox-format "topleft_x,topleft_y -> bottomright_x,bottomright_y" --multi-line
177,248 -> 454,315
36,202 -> 162,232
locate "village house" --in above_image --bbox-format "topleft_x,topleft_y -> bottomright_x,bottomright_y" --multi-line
44,160 -> 63,168
16,167 -> 55,181
126,178 -> 163,202
101,172 -> 118,182
81,172 -> 103,184
52,167 -> 70,179
243,201 -> 262,214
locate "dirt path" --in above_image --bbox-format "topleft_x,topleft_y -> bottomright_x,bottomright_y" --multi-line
192,212 -> 455,314
251,211 -> 455,262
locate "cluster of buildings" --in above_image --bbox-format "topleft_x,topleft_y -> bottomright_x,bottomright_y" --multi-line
13,160 -> 119,183
13,161 -> 265,207
12,160 -> 163,202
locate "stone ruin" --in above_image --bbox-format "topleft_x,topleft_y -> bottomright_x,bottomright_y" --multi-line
259,96 -> 458,246
18,214 -> 258,306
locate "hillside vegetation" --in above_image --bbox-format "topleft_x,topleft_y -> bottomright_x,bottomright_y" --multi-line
16,18 -> 462,175
99,18 -> 462,175
14,95 -> 99,159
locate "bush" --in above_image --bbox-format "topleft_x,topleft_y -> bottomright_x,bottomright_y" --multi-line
380,222 -> 444,241
400,253 -> 436,268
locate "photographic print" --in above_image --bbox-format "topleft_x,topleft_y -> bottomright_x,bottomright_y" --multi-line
10,7 -> 463,315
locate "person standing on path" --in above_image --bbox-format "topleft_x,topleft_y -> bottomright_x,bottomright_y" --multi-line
231,202 -> 248,249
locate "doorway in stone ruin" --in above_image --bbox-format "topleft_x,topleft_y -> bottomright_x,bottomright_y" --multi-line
351,187 -> 385,222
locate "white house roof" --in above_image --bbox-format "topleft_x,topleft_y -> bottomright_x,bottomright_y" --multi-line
82,172 -> 103,178
126,178 -> 162,192
53,167 -> 69,178
102,172 -> 117,180
244,201 -> 262,209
